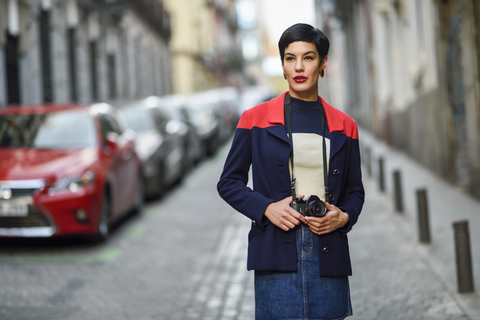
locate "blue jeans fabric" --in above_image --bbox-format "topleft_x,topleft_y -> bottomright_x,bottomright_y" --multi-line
254,223 -> 352,320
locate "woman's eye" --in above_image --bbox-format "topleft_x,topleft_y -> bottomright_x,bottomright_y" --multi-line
305,56 -> 314,60
286,57 -> 294,61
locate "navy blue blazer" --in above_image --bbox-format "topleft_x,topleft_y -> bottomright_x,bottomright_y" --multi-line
217,92 -> 364,277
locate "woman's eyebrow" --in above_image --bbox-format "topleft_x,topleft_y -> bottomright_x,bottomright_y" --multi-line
285,51 -> 316,56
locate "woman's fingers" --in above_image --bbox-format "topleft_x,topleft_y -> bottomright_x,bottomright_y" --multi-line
264,197 -> 307,230
304,203 -> 349,235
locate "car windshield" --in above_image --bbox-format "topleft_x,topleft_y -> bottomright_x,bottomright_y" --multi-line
0,111 -> 98,149
122,108 -> 156,132
188,103 -> 212,119
158,107 -> 178,120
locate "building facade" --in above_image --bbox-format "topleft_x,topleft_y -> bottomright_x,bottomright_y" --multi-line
0,0 -> 172,108
164,0 -> 242,95
319,0 -> 480,199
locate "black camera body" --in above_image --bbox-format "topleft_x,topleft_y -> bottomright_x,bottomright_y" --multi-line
291,195 -> 327,217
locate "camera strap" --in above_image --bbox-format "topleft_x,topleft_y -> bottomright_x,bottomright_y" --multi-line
284,93 -> 329,203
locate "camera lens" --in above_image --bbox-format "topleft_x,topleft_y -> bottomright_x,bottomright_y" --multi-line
307,200 -> 326,217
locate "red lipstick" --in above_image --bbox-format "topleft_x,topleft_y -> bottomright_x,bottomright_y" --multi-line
294,76 -> 307,83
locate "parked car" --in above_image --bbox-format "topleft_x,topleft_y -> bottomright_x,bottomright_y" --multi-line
117,98 -> 184,199
239,85 -> 276,113
183,91 -> 221,156
214,87 -> 241,142
153,95 -> 204,169
0,103 -> 143,241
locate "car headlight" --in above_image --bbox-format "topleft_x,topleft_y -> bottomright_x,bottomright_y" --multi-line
48,171 -> 95,196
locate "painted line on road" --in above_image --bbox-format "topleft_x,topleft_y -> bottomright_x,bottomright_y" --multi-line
124,223 -> 145,240
4,247 -> 121,264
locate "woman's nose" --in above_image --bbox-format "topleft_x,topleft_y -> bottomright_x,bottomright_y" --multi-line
295,60 -> 304,72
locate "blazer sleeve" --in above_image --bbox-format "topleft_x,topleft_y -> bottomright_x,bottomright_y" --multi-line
337,123 -> 365,234
217,111 -> 275,228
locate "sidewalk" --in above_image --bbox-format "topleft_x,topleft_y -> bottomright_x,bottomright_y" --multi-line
197,134 -> 480,319
350,130 -> 480,319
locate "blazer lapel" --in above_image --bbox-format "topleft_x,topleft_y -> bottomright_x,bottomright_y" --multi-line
329,132 -> 346,160
266,92 -> 290,144
263,92 -> 348,156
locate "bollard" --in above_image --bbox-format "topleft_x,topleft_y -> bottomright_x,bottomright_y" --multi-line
365,148 -> 372,178
378,157 -> 385,192
393,170 -> 403,212
453,220 -> 475,293
416,189 -> 431,243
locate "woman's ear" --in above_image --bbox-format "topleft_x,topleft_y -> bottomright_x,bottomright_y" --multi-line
319,56 -> 328,78
321,55 -> 328,69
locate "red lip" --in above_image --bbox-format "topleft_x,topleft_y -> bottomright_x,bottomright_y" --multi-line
294,76 -> 307,83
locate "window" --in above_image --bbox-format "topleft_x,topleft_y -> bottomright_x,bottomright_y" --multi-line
151,108 -> 169,134
100,114 -> 122,134
67,28 -> 78,102
5,33 -> 21,105
89,41 -> 98,101
39,10 -> 53,103
121,29 -> 130,99
122,108 -> 157,133
0,112 -> 97,148
108,54 -> 117,100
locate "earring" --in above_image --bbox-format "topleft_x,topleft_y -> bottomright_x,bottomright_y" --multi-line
320,68 -> 325,78
283,71 -> 287,80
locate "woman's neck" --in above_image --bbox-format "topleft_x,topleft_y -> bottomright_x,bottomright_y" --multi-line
289,88 -> 319,101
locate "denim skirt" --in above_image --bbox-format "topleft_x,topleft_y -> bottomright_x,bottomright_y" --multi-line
254,223 -> 352,320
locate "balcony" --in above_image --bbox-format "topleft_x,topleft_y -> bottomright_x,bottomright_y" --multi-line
82,0 -> 171,39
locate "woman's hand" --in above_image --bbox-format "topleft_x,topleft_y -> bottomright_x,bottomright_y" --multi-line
264,197 -> 308,231
305,202 -> 349,235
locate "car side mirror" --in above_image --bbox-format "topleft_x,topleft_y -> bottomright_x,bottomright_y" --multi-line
104,132 -> 119,155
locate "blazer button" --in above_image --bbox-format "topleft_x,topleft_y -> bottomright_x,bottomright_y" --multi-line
323,247 -> 329,253
333,169 -> 340,176
252,220 -> 257,226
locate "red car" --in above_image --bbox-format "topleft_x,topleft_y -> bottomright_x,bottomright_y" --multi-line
0,103 -> 143,241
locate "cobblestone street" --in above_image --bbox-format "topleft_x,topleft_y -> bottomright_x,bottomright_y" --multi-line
2,0 -> 480,319
0,135 -> 479,319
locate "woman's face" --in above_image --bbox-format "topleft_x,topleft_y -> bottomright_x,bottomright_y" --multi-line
282,41 -> 327,101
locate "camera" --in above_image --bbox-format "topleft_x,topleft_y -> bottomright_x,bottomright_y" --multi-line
291,195 -> 327,217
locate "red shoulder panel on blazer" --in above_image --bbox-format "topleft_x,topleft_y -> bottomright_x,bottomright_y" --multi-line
322,97 -> 359,139
237,92 -> 359,139
237,102 -> 276,129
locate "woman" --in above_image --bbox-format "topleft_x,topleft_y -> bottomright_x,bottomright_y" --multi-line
217,23 -> 364,320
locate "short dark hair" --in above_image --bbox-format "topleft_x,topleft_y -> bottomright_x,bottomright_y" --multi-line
278,23 -> 329,64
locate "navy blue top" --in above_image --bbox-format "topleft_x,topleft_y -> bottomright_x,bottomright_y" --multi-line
289,96 -> 330,137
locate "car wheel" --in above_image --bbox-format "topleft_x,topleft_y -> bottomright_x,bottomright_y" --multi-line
206,133 -> 219,156
133,176 -> 144,214
196,141 -> 207,163
181,147 -> 191,173
155,162 -> 166,198
94,192 -> 111,242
